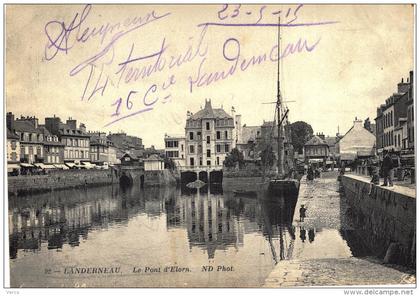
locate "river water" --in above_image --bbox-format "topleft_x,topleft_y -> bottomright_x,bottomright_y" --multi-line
8,182 -> 364,287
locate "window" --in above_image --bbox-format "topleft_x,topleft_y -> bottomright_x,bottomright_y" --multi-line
181,144 -> 184,151
225,144 -> 229,152
199,157 -> 202,166
189,145 -> 195,153
166,151 -> 179,158
216,144 -> 221,153
197,132 -> 201,140
189,132 -> 194,140
225,131 -> 228,139
207,149 -> 211,157
206,136 -> 210,144
206,122 -> 210,130
216,131 -> 221,140
190,158 -> 194,166
11,140 -> 16,150
207,160 -> 211,166
11,152 -> 17,161
216,157 -> 220,165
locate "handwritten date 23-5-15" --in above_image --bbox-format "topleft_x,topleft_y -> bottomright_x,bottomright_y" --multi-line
216,4 -> 303,24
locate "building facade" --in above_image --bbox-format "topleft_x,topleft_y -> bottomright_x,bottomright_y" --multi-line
40,126 -> 65,164
375,71 -> 413,154
303,133 -> 330,166
164,134 -> 186,168
144,155 -> 165,171
12,115 -> 44,164
7,129 -> 20,165
338,118 -> 376,163
89,132 -> 109,163
45,117 -> 90,162
185,99 -> 236,168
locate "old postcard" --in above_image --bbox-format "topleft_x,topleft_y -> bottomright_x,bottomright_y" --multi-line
4,3 -> 416,289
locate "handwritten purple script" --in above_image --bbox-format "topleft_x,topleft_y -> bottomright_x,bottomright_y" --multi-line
44,4 -> 171,64
43,4 -> 338,128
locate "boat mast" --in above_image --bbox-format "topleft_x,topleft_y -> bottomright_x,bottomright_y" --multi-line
276,16 -> 285,178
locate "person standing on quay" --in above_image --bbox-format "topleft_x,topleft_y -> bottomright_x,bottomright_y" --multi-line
381,150 -> 394,187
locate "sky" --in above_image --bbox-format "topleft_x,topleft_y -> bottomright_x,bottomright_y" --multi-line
6,4 -> 414,149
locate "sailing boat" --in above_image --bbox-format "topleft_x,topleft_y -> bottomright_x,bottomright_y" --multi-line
266,17 -> 300,198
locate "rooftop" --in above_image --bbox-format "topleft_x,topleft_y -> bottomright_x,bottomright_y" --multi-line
188,99 -> 233,120
304,135 -> 328,146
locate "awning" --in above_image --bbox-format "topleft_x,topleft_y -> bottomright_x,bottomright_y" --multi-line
81,161 -> 96,169
340,153 -> 356,161
54,164 -> 69,170
20,163 -> 34,168
309,159 -> 324,163
34,163 -> 46,169
7,163 -> 20,172
43,164 -> 57,169
65,162 -> 76,168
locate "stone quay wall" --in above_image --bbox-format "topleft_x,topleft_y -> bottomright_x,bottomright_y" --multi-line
8,169 -> 118,196
341,175 -> 416,267
144,170 -> 177,187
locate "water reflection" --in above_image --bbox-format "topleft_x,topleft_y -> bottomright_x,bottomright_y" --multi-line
9,185 -> 299,263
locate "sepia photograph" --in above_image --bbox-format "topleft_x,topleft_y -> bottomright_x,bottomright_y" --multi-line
3,2 -> 417,290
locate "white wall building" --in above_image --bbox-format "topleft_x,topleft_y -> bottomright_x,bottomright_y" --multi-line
164,134 -> 186,168
185,99 -> 236,168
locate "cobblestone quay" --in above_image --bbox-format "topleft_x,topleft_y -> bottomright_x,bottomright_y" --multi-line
264,171 -> 415,287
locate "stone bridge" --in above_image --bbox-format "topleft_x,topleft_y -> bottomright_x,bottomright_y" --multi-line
178,165 -> 223,184
115,165 -> 145,188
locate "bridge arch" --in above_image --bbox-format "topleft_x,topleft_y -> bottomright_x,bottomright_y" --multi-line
181,171 -> 197,184
198,171 -> 208,183
209,170 -> 223,184
120,172 -> 133,187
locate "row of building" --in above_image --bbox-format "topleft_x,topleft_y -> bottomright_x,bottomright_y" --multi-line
162,99 -> 381,171
301,118 -> 376,168
6,112 -> 162,172
375,71 -> 414,156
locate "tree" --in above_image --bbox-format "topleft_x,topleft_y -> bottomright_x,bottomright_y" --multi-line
261,145 -> 276,168
163,156 -> 176,170
223,148 -> 245,168
290,121 -> 314,154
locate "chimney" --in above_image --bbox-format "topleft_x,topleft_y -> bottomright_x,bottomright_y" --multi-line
398,76 -> 410,93
364,118 -> 371,131
79,123 -> 86,133
66,118 -> 77,129
353,117 -> 363,128
31,117 -> 39,128
204,99 -> 212,110
45,116 -> 61,135
6,112 -> 14,131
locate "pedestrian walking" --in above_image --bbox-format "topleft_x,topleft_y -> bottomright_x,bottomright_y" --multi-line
299,205 -> 307,222
381,150 -> 394,187
307,166 -> 314,181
